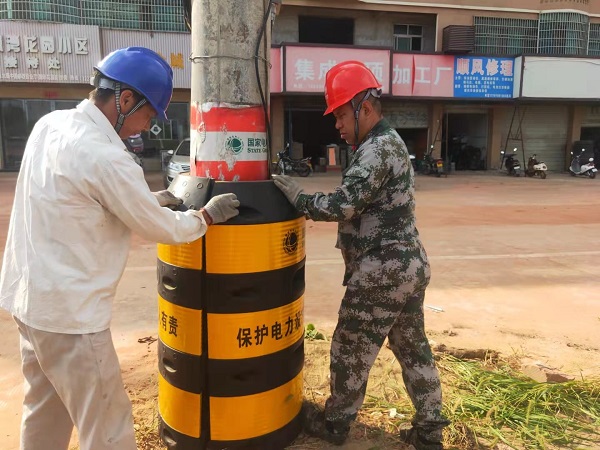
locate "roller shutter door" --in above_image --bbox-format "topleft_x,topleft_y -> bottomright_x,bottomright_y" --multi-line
520,106 -> 568,171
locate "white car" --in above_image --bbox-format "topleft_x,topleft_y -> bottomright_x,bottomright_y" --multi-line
163,138 -> 191,187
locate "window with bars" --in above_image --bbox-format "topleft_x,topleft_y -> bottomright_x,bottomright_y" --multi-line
474,16 -> 538,55
0,0 -> 186,32
393,24 -> 423,52
0,0 -> 81,23
539,11 -> 589,55
589,23 -> 600,56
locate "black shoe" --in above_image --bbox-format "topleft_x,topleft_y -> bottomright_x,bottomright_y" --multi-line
399,427 -> 443,450
302,403 -> 349,446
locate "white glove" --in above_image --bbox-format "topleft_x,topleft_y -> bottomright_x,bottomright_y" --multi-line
273,175 -> 304,206
153,190 -> 183,208
203,193 -> 240,224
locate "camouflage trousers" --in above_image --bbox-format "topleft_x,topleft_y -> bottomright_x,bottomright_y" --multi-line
324,285 -> 449,441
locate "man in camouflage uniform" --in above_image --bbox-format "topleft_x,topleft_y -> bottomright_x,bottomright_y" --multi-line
274,61 -> 449,449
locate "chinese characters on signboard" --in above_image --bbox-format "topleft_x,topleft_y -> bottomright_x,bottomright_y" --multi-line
285,46 -> 390,94
392,54 -> 455,97
392,54 -> 515,98
0,34 -> 90,82
286,46 -> 515,99
0,23 -> 192,86
0,23 -> 101,84
1,28 -> 517,98
453,56 -> 515,98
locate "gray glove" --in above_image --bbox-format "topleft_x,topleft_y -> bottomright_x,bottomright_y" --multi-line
153,190 -> 183,208
273,175 -> 304,206
204,193 -> 240,224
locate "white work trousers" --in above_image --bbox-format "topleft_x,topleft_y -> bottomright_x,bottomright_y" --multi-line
16,318 -> 137,450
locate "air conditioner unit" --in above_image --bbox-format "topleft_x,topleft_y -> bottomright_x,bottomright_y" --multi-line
442,25 -> 475,54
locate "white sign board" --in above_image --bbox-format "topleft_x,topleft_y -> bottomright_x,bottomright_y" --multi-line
0,21 -> 101,83
521,56 -> 600,99
102,30 -> 192,89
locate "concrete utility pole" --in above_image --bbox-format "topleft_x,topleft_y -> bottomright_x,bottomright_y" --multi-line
158,4 -> 304,449
189,0 -> 272,181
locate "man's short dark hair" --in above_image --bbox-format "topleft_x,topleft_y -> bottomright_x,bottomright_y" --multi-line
88,87 -> 114,103
88,70 -> 144,104
89,87 -> 144,103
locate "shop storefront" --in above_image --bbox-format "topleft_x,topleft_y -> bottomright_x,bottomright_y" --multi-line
274,45 -> 432,166
269,45 -> 520,172
518,56 -> 600,171
393,54 -> 516,171
0,98 -> 78,170
383,102 -> 429,161
4,27 -> 595,174
581,106 -> 600,162
0,21 -> 193,171
510,105 -> 569,172
440,105 -> 490,171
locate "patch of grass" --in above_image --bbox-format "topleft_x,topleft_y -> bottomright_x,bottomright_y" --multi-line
130,337 -> 600,450
359,352 -> 600,449
438,355 -> 600,449
304,323 -> 327,341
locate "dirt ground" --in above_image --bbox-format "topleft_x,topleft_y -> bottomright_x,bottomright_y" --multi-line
0,169 -> 599,449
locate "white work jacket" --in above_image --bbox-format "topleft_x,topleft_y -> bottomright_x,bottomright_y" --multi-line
0,100 -> 207,334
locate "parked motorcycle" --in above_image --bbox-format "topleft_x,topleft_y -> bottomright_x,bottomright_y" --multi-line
525,154 -> 547,179
422,145 -> 447,177
274,144 -> 312,177
501,148 -> 521,176
569,149 -> 597,179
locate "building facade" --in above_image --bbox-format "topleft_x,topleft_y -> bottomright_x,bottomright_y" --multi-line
0,0 -> 191,171
1,0 -> 600,172
270,0 -> 600,172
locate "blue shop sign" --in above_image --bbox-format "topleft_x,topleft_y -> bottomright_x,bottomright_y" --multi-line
453,56 -> 515,99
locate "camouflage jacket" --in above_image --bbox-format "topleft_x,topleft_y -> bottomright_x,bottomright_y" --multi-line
296,119 -> 430,288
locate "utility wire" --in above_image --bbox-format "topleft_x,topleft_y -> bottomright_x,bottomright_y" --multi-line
255,0 -> 274,177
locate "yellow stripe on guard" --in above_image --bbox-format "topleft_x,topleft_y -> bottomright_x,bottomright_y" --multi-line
207,296 -> 303,359
158,296 -> 202,356
209,371 -> 303,441
158,238 -> 203,270
158,373 -> 201,438
205,218 -> 305,274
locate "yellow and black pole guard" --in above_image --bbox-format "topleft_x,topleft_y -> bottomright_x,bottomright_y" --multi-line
157,176 -> 305,450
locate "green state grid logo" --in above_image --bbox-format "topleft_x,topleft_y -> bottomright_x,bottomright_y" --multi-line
226,135 -> 244,155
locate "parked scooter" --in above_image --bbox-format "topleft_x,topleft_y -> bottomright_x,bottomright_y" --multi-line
275,143 -> 312,177
525,154 -> 547,179
422,145 -> 447,177
501,148 -> 521,176
569,149 -> 597,179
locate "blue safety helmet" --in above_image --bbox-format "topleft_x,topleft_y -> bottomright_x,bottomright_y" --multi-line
92,47 -> 173,123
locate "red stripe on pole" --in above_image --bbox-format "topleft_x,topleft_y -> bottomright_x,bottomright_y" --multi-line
193,160 -> 269,181
191,103 -> 269,181
191,104 -> 266,133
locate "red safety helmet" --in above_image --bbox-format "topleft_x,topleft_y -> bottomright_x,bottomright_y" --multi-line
323,61 -> 382,116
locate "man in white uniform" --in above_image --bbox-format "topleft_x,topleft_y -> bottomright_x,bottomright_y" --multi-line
0,47 -> 239,450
